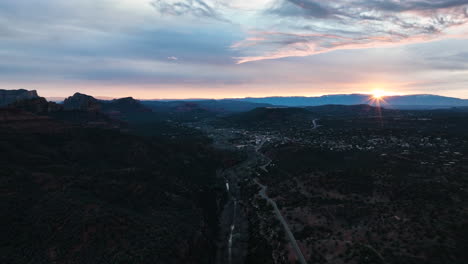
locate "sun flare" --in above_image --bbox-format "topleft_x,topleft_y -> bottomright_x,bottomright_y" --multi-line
372,89 -> 386,99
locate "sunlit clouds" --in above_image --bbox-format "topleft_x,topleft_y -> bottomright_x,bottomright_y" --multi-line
233,1 -> 468,63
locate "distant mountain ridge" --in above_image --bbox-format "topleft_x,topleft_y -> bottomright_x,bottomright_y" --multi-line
233,94 -> 468,108
3,89 -> 468,111
145,94 -> 468,109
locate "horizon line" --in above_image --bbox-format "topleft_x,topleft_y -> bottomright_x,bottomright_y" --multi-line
42,92 -> 468,102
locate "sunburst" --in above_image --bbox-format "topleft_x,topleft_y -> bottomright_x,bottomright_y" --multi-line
368,89 -> 389,106
372,89 -> 385,99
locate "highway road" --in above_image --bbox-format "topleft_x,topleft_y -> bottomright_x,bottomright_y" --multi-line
313,119 -> 318,129
254,143 -> 308,264
253,179 -> 307,264
202,125 -> 312,264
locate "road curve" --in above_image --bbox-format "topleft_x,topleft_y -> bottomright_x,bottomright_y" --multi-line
254,179 -> 308,264
254,140 -> 308,264
312,119 -> 320,129
228,199 -> 237,264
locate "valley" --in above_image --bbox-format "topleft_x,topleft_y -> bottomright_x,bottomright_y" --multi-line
4,0 -> 468,262
1,89 -> 468,264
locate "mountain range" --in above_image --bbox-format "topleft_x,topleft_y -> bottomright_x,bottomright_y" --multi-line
145,94 -> 468,109
231,94 -> 468,109
2,90 -> 468,114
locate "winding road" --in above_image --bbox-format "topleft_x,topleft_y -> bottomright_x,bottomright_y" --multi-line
228,199 -> 237,264
312,119 -> 320,130
202,123 -> 320,264
254,142 -> 308,264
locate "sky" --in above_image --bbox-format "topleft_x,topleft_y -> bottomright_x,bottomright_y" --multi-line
1,0 -> 468,99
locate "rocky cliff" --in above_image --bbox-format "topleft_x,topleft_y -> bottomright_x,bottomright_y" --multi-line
0,89 -> 39,106
102,97 -> 152,114
11,97 -> 63,113
63,93 -> 101,111
63,93 -> 151,114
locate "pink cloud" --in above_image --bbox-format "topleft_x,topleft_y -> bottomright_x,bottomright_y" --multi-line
233,1 -> 468,63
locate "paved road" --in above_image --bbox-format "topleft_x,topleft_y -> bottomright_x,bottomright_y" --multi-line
254,179 -> 308,264
312,119 -> 320,129
228,199 -> 237,264
203,125 -> 314,264
254,142 -> 308,264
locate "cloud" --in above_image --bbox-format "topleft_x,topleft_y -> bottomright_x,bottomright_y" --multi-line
269,0 -> 332,18
146,0 -> 468,63
357,0 -> 468,12
234,0 -> 468,63
1,0 -> 468,99
150,0 -> 228,21
271,0 -> 468,16
0,0 -> 243,87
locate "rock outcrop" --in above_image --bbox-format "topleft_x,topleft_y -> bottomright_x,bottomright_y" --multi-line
102,97 -> 152,114
11,97 -> 63,113
63,93 -> 151,114
0,89 -> 39,106
63,93 -> 101,111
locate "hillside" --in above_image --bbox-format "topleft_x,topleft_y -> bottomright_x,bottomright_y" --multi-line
0,108 -> 232,264
142,99 -> 273,114
224,107 -> 315,129
305,104 -> 395,117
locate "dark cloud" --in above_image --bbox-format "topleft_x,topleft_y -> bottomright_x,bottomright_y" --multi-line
271,0 -> 468,18
359,0 -> 468,12
150,0 -> 227,21
268,0 -> 468,25
270,0 -> 332,18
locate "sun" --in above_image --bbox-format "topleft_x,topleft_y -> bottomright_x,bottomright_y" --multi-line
372,89 -> 386,99
367,89 -> 389,106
